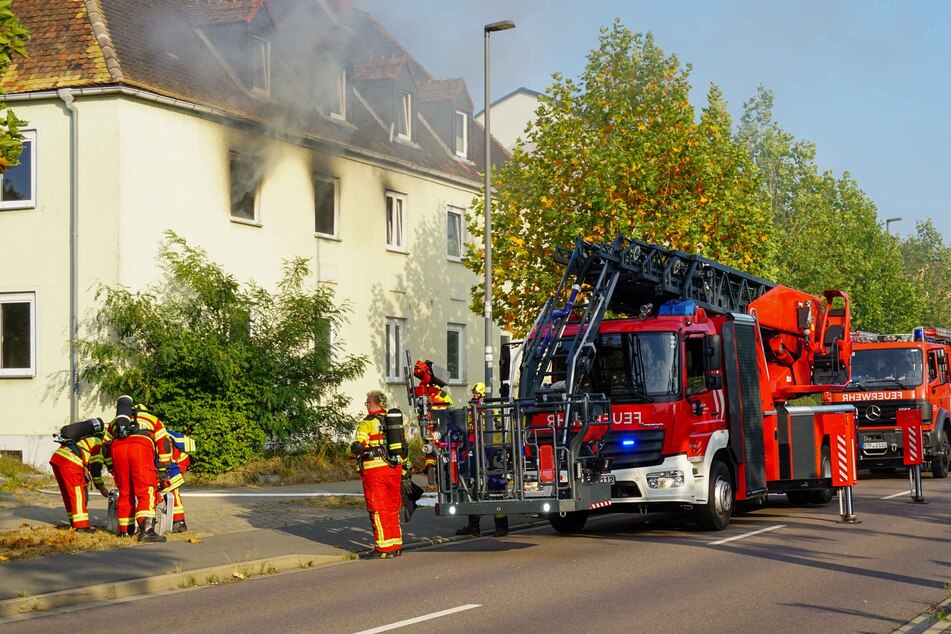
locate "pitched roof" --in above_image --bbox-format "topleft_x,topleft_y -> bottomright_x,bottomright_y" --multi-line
418,78 -> 472,110
0,0 -> 509,182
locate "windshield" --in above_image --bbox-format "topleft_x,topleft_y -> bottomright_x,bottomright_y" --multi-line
849,348 -> 924,389
553,331 -> 680,401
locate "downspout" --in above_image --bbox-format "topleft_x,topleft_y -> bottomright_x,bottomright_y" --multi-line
57,88 -> 79,421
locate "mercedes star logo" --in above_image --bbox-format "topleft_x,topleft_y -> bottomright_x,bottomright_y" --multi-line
866,404 -> 882,421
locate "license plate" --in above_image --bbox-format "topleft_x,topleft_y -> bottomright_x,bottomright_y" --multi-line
863,441 -> 887,450
600,474 -> 616,484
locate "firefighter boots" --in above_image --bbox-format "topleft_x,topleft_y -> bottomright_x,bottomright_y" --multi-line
171,520 -> 188,533
361,549 -> 401,559
455,515 -> 481,536
137,518 -> 167,543
493,515 -> 509,537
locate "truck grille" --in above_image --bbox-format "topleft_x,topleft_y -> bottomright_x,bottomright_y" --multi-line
602,430 -> 665,469
854,399 -> 928,429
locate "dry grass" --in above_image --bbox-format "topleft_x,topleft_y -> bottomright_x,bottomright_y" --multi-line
286,495 -> 365,509
189,452 -> 357,487
0,525 -> 136,561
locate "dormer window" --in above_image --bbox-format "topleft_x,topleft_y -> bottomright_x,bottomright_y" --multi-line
330,69 -> 347,120
397,91 -> 412,140
250,35 -> 271,95
454,110 -> 468,158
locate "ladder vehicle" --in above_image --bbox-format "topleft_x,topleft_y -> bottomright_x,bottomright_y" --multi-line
823,327 -> 951,477
422,235 -> 859,532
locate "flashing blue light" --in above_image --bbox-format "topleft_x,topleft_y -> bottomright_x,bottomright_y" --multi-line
914,327 -> 925,342
658,300 -> 697,317
621,439 -> 636,447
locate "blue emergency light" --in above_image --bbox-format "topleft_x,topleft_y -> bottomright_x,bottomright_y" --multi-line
658,300 -> 697,317
621,439 -> 636,447
914,327 -> 924,341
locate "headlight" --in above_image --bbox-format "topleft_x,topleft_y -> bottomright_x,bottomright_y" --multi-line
647,470 -> 685,489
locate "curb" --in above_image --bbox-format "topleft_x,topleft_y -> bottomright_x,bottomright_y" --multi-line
0,553 -> 345,621
893,596 -> 951,634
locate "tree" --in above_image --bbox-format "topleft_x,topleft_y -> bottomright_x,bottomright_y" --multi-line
80,232 -> 368,474
465,22 -> 771,336
738,87 -> 918,332
899,219 -> 951,328
0,0 -> 28,170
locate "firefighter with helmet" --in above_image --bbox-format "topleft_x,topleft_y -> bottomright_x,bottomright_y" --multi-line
49,419 -> 109,532
350,390 -> 403,558
104,396 -> 172,542
455,381 -> 509,538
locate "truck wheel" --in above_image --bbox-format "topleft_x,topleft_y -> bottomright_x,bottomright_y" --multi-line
694,459 -> 733,531
786,491 -> 811,506
931,429 -> 950,479
808,446 -> 834,504
549,511 -> 588,533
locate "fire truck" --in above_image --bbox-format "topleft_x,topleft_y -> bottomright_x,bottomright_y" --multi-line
423,235 -> 859,531
823,327 -> 951,477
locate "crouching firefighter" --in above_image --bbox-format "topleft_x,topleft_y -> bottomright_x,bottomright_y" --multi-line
104,396 -> 172,542
350,390 -> 405,559
49,417 -> 110,532
157,429 -> 193,533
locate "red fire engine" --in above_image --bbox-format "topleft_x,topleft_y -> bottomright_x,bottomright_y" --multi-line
823,327 -> 951,477
430,236 -> 859,531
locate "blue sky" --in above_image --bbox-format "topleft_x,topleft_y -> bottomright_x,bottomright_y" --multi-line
355,0 -> 951,243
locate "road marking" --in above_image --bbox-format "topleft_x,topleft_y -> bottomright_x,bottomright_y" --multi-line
709,524 -> 786,546
881,491 -> 910,500
354,604 -> 481,633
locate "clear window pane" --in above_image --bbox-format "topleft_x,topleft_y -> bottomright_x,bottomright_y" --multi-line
447,330 -> 460,379
1,302 -> 30,369
447,211 -> 462,258
2,140 -> 32,202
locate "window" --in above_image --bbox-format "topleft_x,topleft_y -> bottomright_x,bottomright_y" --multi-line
331,69 -> 346,120
314,175 -> 338,237
250,35 -> 271,95
0,130 -> 35,209
230,152 -> 259,222
447,325 -> 465,382
385,191 -> 406,250
447,207 -> 463,260
0,292 -> 35,377
454,110 -> 468,157
385,317 -> 404,381
397,91 -> 412,140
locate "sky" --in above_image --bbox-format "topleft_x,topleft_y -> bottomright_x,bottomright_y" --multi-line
355,0 -> 951,243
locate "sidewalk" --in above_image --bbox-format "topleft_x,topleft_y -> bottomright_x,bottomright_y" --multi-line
0,477 -> 534,619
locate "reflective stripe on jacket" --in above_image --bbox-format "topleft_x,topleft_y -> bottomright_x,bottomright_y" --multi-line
105,410 -> 173,471
52,436 -> 105,487
354,410 -> 390,470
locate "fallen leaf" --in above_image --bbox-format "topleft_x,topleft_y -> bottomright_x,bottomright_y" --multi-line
186,538 -> 203,544
232,571 -> 245,580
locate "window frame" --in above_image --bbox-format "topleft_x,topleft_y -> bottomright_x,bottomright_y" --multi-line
250,35 -> 271,96
385,317 -> 405,382
0,130 -> 36,210
229,151 -> 260,224
330,68 -> 347,121
385,191 -> 407,252
397,91 -> 412,140
447,324 -> 465,383
313,174 -> 339,238
447,206 -> 464,261
0,291 -> 36,378
454,110 -> 468,158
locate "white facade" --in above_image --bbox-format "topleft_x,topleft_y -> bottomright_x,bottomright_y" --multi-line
475,87 -> 542,152
0,92 -> 490,468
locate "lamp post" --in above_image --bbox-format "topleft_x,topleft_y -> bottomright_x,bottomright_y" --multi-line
886,216 -> 903,235
483,19 -> 515,398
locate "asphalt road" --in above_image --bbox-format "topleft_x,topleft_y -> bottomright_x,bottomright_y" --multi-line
9,472 -> 951,634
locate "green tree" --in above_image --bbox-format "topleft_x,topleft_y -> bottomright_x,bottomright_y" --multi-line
80,232 -> 368,474
466,22 -> 771,336
0,0 -> 28,169
738,87 -> 918,332
899,219 -> 951,328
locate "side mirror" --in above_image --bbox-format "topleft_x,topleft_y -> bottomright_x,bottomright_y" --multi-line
704,334 -> 722,372
706,373 -> 723,390
499,343 -> 511,400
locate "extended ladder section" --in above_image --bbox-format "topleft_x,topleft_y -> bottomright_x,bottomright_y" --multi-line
854,327 -> 951,345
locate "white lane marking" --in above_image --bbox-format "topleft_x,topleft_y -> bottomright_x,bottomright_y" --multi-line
354,604 -> 481,634
709,524 -> 786,546
881,491 -> 910,500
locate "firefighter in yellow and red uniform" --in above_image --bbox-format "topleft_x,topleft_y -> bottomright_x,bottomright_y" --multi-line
104,396 -> 172,542
156,430 -> 191,533
413,360 -> 453,473
455,382 -> 508,537
350,390 -> 403,559
49,418 -> 109,532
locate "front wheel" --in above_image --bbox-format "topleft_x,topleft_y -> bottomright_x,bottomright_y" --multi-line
549,511 -> 588,533
694,459 -> 733,531
808,445 -> 835,504
931,429 -> 949,479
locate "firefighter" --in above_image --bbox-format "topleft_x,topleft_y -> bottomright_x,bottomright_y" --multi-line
104,396 -> 172,542
49,426 -> 109,532
455,382 -> 509,537
350,390 -> 403,559
157,430 -> 191,533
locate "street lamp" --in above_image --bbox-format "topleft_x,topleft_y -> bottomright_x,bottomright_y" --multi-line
886,216 -> 902,235
483,19 -> 515,399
